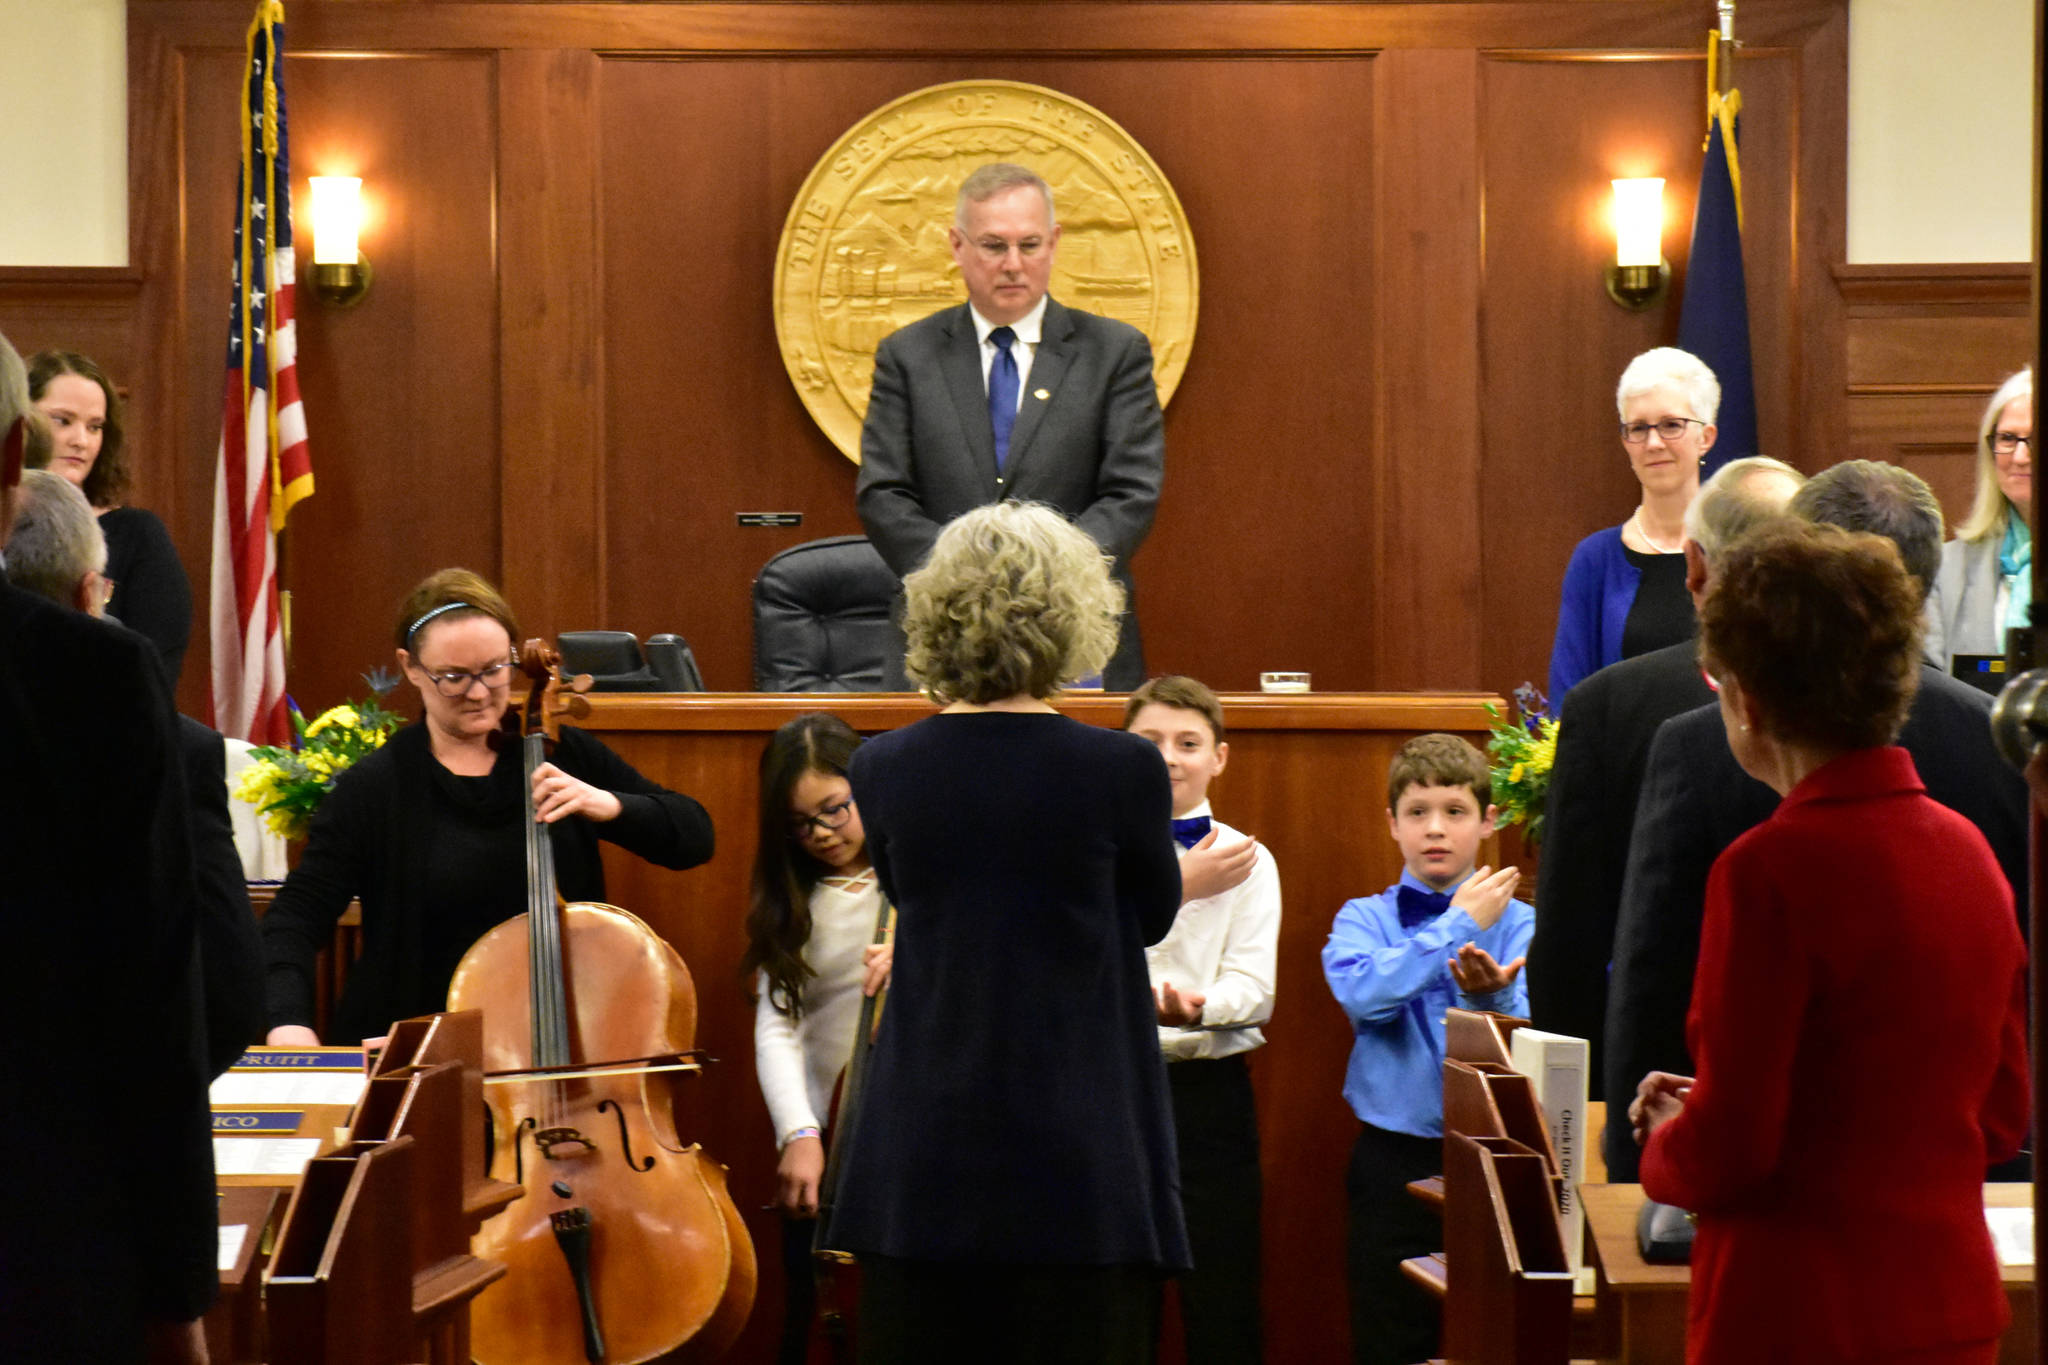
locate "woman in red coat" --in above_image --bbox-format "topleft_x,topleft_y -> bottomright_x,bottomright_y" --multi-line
1632,521 -> 2029,1365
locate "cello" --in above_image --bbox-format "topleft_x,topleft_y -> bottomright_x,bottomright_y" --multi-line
448,639 -> 756,1363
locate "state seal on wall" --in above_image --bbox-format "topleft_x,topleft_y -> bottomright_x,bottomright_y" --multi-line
774,79 -> 1199,462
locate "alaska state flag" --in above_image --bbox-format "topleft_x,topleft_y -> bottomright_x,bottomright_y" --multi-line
1677,47 -> 1756,475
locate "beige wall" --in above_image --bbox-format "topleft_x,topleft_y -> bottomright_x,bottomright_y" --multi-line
0,0 -> 2034,267
1847,0 -> 2035,262
0,0 -> 127,266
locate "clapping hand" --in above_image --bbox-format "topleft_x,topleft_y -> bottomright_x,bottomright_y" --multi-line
1447,942 -> 1524,996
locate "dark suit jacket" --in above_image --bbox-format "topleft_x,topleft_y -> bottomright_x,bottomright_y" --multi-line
181,714 -> 267,1075
1525,640 -> 1712,1097
855,297 -> 1164,690
0,578 -> 217,1352
1603,664 -> 2028,1179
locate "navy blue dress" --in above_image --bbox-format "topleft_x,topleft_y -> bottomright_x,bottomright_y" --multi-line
828,711 -> 1189,1271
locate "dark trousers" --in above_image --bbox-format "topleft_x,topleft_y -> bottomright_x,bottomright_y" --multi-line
858,1257 -> 1163,1365
1168,1054 -> 1263,1365
1345,1122 -> 1441,1365
778,1212 -> 820,1365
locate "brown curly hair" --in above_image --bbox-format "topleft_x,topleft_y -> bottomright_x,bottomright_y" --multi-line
27,350 -> 128,508
1386,733 -> 1491,810
1699,521 -> 1923,751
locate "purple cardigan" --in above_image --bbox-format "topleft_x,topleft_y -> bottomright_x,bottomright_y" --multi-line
1548,525 -> 1637,702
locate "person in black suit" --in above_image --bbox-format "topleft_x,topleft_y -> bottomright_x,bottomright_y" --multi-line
1526,457 -> 1803,1096
856,161 -> 1164,690
1604,459 -> 2030,1180
7,467 -> 265,1078
0,334 -> 216,1363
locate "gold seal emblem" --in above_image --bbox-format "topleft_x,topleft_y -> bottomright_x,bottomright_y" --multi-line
774,80 -> 1199,462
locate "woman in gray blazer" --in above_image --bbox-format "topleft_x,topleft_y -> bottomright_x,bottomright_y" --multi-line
1927,367 -> 2033,667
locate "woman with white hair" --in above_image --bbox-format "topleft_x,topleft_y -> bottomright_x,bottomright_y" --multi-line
1926,367 -> 2033,668
823,500 -> 1187,1363
1547,347 -> 1720,701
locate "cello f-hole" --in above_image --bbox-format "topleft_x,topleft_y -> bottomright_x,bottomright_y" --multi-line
515,1115 -> 539,1186
598,1098 -> 655,1173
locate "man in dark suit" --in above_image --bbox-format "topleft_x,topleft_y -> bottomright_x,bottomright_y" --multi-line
856,161 -> 1164,690
0,335 -> 217,1362
1604,459 -> 2029,1179
1526,457 -> 1803,1096
9,466 -> 266,1077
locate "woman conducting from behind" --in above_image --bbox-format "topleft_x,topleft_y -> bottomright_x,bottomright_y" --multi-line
1632,521 -> 2028,1364
29,349 -> 194,682
823,501 -> 1186,1364
1926,367 -> 2033,668
1547,346 -> 1719,701
742,711 -> 893,1364
261,568 -> 715,1046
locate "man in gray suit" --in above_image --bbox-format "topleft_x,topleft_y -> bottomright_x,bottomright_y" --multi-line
856,162 -> 1164,690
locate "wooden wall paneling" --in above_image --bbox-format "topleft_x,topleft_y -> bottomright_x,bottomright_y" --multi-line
1371,48 -> 1483,691
1477,48 -> 1804,701
500,48 -> 606,653
596,55 -> 1383,693
1789,7 -> 1850,480
1836,263 -> 2033,529
134,2 -> 1852,58
0,271 -> 144,391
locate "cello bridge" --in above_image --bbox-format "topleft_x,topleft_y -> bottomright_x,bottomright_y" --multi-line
533,1125 -> 597,1159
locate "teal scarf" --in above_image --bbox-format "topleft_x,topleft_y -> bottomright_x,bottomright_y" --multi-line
1999,513 -> 2032,631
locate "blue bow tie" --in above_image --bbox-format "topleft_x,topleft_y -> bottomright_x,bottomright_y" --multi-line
1395,884 -> 1452,928
1171,815 -> 1212,850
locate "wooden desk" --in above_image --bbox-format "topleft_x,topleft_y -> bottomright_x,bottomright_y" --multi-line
1581,1184 -> 2036,1365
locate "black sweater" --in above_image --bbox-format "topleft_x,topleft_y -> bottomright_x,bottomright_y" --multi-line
260,721 -> 714,1042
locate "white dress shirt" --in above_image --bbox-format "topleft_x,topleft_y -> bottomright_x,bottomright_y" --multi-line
969,294 -> 1048,412
1146,803 -> 1282,1061
753,872 -> 885,1147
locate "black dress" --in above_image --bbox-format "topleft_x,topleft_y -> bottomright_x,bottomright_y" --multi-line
101,505 -> 194,684
827,711 -> 1187,1359
260,721 -> 715,1043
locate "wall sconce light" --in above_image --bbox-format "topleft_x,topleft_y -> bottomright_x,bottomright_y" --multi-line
309,175 -> 371,307
1606,177 -> 1669,311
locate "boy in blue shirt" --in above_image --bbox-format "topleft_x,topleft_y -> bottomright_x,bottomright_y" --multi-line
1323,733 -> 1532,1365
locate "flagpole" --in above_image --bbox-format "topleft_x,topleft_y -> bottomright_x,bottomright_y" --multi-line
1716,3 -> 1735,97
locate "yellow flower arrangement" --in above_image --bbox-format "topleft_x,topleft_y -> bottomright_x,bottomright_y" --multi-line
1485,682 -> 1560,848
235,674 -> 402,841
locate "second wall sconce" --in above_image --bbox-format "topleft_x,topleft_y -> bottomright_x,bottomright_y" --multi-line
1606,177 -> 1669,311
309,175 -> 371,307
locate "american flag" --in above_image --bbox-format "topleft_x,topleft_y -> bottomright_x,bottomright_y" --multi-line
210,0 -> 311,746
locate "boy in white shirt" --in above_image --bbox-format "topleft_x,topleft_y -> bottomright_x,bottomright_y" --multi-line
1125,676 -> 1281,1364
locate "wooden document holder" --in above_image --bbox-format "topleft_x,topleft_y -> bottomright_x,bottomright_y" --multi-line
266,1010 -> 512,1365
1439,1133 -> 1575,1365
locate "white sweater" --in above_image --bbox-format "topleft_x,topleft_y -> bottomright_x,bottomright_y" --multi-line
753,873 -> 884,1147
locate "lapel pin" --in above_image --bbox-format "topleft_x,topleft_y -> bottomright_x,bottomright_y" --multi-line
1033,388 -> 1051,401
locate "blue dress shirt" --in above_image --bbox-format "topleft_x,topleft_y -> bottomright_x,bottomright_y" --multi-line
1322,868 -> 1535,1138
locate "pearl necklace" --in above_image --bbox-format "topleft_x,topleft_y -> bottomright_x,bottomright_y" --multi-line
1630,508 -> 1684,555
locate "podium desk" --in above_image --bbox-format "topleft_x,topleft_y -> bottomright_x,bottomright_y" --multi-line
1581,1183 -> 2035,1365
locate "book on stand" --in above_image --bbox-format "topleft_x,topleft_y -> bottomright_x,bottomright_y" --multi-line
1508,1026 -> 1594,1295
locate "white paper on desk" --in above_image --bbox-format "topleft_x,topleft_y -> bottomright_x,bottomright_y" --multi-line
218,1223 -> 248,1272
210,1071 -> 367,1106
1986,1207 -> 2034,1266
212,1136 -> 323,1177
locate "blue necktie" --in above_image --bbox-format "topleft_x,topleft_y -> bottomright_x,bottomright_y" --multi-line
1395,884 -> 1452,930
988,326 -> 1019,471
1171,815 -> 1212,850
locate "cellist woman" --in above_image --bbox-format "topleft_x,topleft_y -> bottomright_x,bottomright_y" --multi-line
260,567 -> 715,1047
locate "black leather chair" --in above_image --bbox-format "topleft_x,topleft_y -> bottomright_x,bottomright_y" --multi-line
556,630 -> 706,692
751,535 -> 902,691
